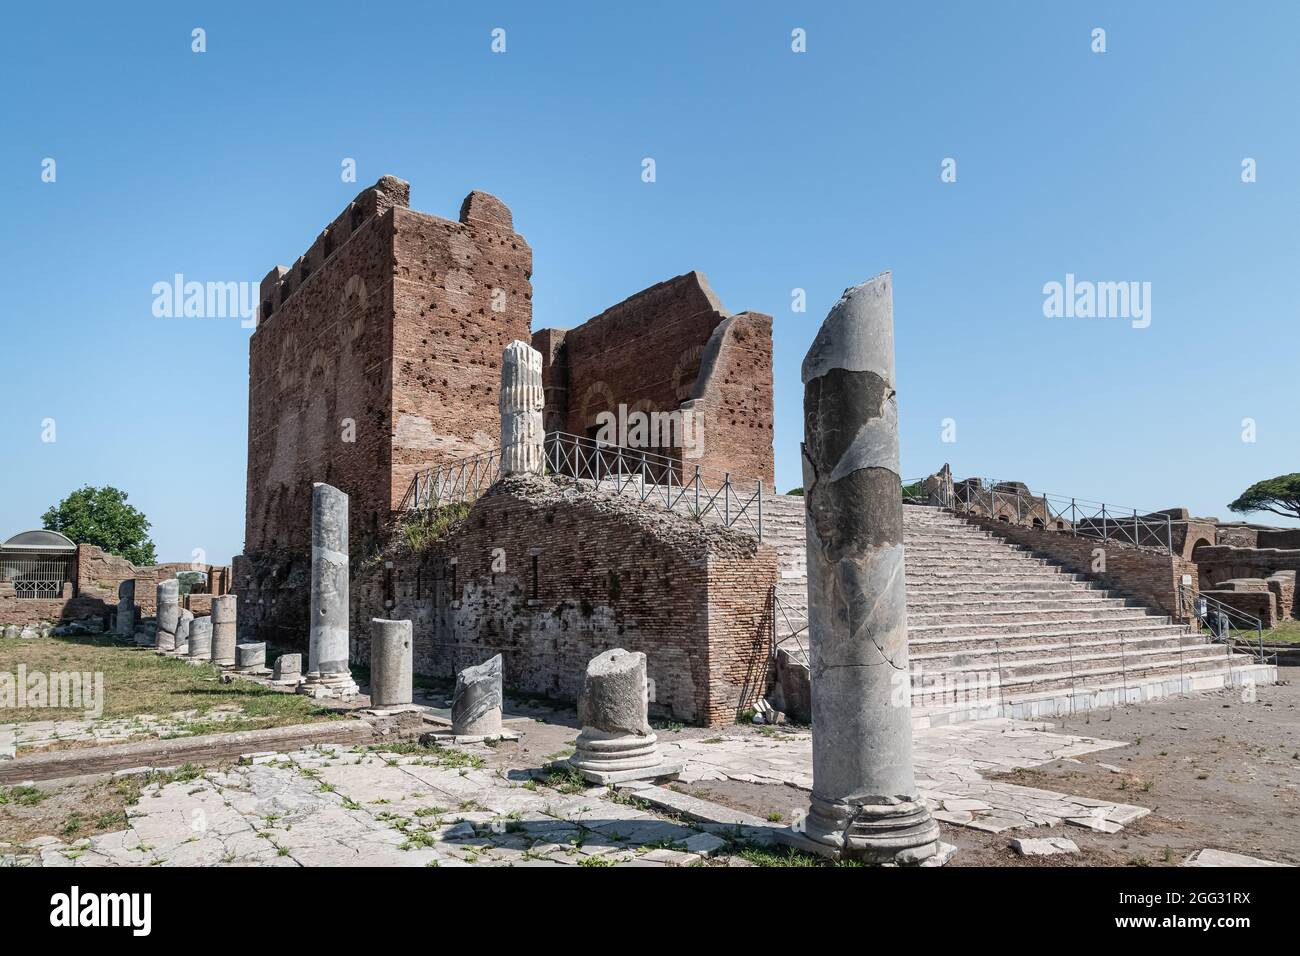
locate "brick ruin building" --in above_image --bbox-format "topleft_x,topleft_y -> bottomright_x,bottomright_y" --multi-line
232,177 -> 776,721
229,176 -> 1274,726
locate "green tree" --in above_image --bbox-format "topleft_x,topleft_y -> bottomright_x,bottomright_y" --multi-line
42,485 -> 157,566
1228,473 -> 1300,522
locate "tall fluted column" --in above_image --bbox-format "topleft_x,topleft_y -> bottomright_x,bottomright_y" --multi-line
500,340 -> 545,475
800,273 -> 947,865
301,482 -> 359,698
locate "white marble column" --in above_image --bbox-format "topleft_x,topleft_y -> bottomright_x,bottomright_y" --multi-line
301,482 -> 359,698
799,273 -> 948,865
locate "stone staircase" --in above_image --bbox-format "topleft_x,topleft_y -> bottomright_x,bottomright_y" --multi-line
764,494 -> 1275,726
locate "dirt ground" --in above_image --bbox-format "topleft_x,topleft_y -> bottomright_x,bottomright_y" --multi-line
674,677 -> 1299,867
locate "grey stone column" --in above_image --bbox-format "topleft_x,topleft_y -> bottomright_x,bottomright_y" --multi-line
187,618 -> 212,661
155,579 -> 179,651
499,340 -> 545,476
301,482 -> 358,698
175,608 -> 194,654
451,655 -> 503,736
210,595 -> 237,666
369,619 -> 413,707
116,580 -> 136,637
799,273 -> 945,865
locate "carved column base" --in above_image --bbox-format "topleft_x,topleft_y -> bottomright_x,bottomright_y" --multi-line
570,728 -> 662,773
804,793 -> 946,865
298,671 -> 359,699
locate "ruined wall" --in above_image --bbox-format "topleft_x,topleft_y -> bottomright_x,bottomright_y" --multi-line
388,192 -> 533,509
970,517 -> 1197,622
351,476 -> 777,726
238,178 -> 529,648
536,272 -> 774,486
244,181 -> 399,561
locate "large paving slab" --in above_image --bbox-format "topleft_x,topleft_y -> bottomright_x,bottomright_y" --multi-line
2,717 -> 1151,867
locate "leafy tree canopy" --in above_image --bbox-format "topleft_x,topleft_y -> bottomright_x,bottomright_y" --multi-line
42,485 -> 157,566
1227,473 -> 1300,522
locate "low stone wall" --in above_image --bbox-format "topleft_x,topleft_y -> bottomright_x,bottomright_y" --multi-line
970,517 -> 1195,621
1202,589 -> 1277,629
351,475 -> 777,726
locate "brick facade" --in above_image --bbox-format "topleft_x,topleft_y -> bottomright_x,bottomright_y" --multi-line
237,177 -> 533,645
351,476 -> 777,726
533,271 -> 774,487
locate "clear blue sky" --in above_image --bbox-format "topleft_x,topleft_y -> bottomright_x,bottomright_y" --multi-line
3,2 -> 1297,565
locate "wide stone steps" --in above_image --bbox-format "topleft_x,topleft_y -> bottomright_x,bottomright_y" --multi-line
763,497 -> 1271,723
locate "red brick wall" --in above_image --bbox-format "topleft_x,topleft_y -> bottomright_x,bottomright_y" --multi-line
245,191 -> 396,559
351,476 -> 777,725
535,271 -> 773,486
388,198 -> 533,509
238,179 -> 530,647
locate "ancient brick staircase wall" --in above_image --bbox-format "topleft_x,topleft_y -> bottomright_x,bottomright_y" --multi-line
352,475 -> 778,726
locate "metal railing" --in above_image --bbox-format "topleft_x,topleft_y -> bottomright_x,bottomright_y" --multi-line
0,555 -> 71,600
401,446 -> 502,512
771,590 -> 808,663
1178,580 -> 1275,666
903,476 -> 1177,556
401,431 -> 765,539
543,431 -> 764,539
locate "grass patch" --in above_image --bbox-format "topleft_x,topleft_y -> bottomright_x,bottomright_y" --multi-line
399,503 -> 471,553
0,633 -> 338,728
540,764 -> 588,794
738,843 -> 861,868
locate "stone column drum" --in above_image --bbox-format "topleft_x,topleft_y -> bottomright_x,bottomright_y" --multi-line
301,482 -> 358,697
155,579 -> 180,651
451,655 -> 503,736
174,608 -> 194,654
116,580 -> 136,637
187,618 -> 212,661
369,619 -> 413,707
237,642 -> 266,671
499,340 -> 545,476
570,648 -> 663,774
210,595 -> 237,666
799,273 -> 945,865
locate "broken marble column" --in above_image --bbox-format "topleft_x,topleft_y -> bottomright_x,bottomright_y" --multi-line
155,579 -> 180,651
116,580 -> 136,637
369,619 -> 413,707
273,653 -> 302,683
569,648 -> 679,782
174,608 -> 194,654
187,617 -> 212,661
237,642 -> 266,671
451,654 -> 503,736
301,482 -> 359,697
499,340 -> 545,476
210,595 -> 237,666
799,272 -> 945,865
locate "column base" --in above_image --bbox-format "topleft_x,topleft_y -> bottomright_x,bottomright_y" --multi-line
801,794 -> 950,866
570,727 -> 663,773
298,671 -> 359,699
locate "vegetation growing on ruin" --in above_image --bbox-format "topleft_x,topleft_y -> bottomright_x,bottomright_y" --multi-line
398,502 -> 471,553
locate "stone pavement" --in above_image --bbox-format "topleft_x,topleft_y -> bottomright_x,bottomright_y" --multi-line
666,718 -> 1150,834
0,706 -> 262,756
2,716 -> 1153,867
